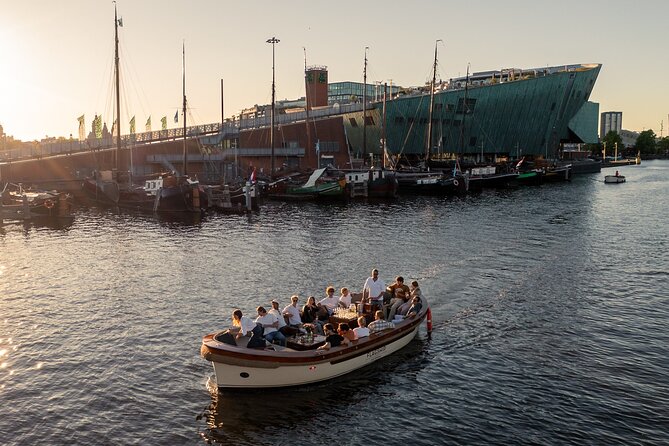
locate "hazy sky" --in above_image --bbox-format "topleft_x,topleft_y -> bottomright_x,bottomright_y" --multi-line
1,0 -> 668,141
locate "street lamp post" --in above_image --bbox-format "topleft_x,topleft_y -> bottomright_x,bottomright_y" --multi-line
267,36 -> 280,179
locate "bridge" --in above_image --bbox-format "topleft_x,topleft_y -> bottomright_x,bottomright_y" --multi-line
1,102 -> 365,162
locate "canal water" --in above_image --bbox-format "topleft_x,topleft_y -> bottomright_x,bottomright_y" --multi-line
1,161 -> 668,445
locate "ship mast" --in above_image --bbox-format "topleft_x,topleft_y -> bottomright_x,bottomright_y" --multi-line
382,82 -> 387,169
426,39 -> 441,161
267,36 -> 280,179
182,41 -> 187,176
114,3 -> 121,172
459,63 -> 470,155
303,48 -> 312,168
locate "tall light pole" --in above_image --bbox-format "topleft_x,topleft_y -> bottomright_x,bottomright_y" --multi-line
267,36 -> 280,179
363,46 -> 368,158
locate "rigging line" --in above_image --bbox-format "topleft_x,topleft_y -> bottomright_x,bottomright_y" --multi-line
396,93 -> 428,163
92,39 -> 115,122
118,38 -> 151,123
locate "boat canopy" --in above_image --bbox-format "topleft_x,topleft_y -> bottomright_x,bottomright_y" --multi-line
302,168 -> 327,188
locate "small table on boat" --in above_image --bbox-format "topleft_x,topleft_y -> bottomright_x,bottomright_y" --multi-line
329,313 -> 359,328
287,334 -> 326,351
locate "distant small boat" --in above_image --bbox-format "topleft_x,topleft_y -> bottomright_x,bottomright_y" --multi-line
604,174 -> 626,184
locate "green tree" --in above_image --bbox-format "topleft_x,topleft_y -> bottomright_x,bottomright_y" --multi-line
657,137 -> 669,155
635,129 -> 657,154
583,143 -> 601,156
601,131 -> 623,157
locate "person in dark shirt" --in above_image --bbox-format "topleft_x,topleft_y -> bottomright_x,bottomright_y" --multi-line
404,296 -> 423,319
317,323 -> 350,350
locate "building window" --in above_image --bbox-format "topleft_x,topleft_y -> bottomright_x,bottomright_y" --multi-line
456,98 -> 476,113
349,118 -> 358,127
319,141 -> 340,153
469,136 -> 477,147
364,116 -> 375,126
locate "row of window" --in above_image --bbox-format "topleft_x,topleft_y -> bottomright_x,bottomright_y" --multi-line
278,140 -> 340,153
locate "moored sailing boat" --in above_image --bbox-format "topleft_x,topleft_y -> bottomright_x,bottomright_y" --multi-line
82,9 -> 202,213
82,5 -> 150,208
395,40 -> 468,195
151,43 -> 204,213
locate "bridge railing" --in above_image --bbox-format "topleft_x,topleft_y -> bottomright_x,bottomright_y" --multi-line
1,102 -> 365,162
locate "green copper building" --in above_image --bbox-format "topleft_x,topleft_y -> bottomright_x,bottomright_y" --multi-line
342,63 -> 601,161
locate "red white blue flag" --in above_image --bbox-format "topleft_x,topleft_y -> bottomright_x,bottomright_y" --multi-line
249,168 -> 256,183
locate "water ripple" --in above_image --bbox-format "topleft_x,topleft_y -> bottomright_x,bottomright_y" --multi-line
1,161 -> 668,445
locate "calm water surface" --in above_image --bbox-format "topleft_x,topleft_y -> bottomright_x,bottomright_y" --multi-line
1,161 -> 668,445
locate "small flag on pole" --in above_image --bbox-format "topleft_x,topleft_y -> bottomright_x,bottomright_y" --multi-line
249,167 -> 257,183
94,114 -> 102,139
145,116 -> 151,132
174,110 -> 179,123
129,116 -> 136,134
161,116 -> 167,130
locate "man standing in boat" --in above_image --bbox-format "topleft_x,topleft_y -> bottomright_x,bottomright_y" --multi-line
362,269 -> 386,313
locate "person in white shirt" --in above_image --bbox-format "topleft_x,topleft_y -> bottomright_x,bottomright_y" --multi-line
338,287 -> 353,308
270,298 -> 300,336
282,295 -> 303,327
231,309 -> 256,340
268,299 -> 287,330
254,306 -> 286,346
362,268 -> 386,311
353,316 -> 370,338
318,286 -> 339,314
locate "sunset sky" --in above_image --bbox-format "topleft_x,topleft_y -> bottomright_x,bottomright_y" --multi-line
1,0 -> 668,141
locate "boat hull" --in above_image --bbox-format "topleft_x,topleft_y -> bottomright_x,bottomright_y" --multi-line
542,165 -> 572,183
267,179 -> 348,202
467,172 -> 519,191
516,170 -> 543,186
396,172 -> 467,195
604,175 -> 626,184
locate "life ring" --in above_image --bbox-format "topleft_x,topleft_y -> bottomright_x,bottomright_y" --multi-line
453,179 -> 459,187
44,200 -> 54,209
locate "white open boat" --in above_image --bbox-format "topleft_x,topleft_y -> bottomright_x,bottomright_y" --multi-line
201,300 -> 431,389
604,174 -> 626,184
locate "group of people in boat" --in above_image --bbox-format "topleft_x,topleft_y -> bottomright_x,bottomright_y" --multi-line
227,268 -> 423,349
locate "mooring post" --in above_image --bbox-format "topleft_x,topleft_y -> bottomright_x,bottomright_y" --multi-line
245,181 -> 252,211
22,195 -> 31,219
